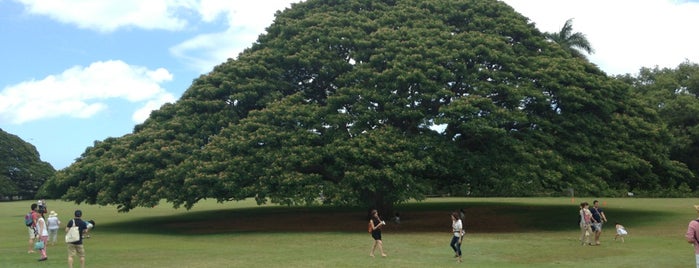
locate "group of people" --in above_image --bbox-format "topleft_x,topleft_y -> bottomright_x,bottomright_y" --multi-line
26,202 -> 54,261
367,208 -> 466,263
25,201 -> 91,268
578,200 -> 627,246
579,200 -> 606,246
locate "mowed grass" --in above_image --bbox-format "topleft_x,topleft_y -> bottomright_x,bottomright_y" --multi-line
1,197 -> 696,267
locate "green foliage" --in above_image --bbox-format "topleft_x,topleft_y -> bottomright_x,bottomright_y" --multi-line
615,61 -> 699,189
42,0 -> 693,212
0,128 -> 55,199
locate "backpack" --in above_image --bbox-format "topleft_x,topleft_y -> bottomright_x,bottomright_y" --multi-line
24,212 -> 33,227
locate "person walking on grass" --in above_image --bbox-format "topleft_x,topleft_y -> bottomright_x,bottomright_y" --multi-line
47,211 -> 61,245
450,212 -> 464,263
36,211 -> 48,261
590,200 -> 607,245
368,209 -> 387,257
579,202 -> 593,246
686,205 -> 699,268
67,210 -> 89,268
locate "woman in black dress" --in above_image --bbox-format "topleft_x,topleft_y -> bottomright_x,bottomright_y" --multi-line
368,209 -> 387,257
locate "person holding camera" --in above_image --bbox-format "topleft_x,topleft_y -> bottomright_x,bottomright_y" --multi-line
368,209 -> 387,257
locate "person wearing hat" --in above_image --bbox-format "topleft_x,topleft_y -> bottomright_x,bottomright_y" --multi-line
685,205 -> 699,268
47,211 -> 61,246
66,210 -> 88,268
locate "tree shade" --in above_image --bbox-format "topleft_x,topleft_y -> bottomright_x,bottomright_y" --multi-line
40,0 -> 694,212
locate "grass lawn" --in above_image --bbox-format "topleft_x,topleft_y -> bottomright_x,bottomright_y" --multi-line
1,197 -> 696,267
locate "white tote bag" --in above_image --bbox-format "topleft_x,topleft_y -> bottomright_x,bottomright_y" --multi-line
65,219 -> 80,243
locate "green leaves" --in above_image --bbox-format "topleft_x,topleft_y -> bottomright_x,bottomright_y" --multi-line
0,129 -> 55,199
42,0 -> 696,211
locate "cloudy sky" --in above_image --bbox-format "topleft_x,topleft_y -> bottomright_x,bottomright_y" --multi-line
1,0 -> 698,170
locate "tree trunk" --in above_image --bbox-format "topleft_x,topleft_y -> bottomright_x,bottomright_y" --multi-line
372,194 -> 394,222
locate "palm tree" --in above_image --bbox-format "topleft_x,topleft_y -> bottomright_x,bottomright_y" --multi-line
544,18 -> 594,59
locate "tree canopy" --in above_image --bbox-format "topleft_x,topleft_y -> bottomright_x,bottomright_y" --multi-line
0,128 -> 55,200
40,0 -> 695,212
615,61 -> 699,194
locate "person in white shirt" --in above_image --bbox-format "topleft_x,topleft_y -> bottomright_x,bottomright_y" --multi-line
47,211 -> 61,245
614,222 -> 628,242
36,212 -> 49,261
450,212 -> 464,263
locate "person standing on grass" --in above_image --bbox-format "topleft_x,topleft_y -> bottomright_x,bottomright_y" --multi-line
67,210 -> 88,268
27,203 -> 39,253
36,211 -> 49,261
47,211 -> 61,246
368,209 -> 387,257
579,202 -> 593,246
590,200 -> 607,245
450,212 -> 464,263
685,205 -> 699,268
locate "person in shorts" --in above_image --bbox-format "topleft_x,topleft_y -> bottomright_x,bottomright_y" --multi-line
27,203 -> 39,253
590,200 -> 607,245
66,210 -> 88,268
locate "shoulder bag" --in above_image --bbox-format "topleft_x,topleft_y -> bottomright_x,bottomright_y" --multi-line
65,219 -> 80,243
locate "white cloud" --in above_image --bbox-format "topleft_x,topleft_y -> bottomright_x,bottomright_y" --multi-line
14,0 -> 304,73
14,0 -> 193,32
503,0 -> 699,75
132,93 -> 177,123
170,28 -> 259,73
0,60 -> 174,124
171,0 -> 303,73
13,0 -> 699,76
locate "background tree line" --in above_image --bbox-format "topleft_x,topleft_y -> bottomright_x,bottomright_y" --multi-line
2,0 -> 696,213
0,129 -> 55,200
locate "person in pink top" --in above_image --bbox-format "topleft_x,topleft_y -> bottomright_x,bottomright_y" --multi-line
685,205 -> 699,267
579,202 -> 593,246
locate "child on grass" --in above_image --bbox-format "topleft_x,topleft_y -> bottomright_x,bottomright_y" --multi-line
614,222 -> 628,242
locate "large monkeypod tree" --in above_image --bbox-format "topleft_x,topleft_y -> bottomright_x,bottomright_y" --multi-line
41,0 -> 690,212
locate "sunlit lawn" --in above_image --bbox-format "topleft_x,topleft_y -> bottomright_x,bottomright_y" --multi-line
1,197 -> 695,267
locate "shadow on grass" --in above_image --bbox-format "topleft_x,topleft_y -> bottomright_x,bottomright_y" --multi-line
98,202 -> 671,235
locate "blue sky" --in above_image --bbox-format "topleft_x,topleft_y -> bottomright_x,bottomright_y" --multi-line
1,0 -> 698,170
